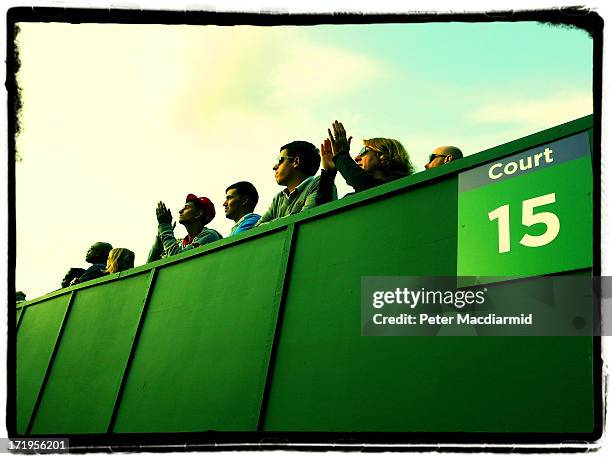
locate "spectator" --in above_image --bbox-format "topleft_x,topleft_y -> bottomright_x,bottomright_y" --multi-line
71,242 -> 113,285
61,267 -> 86,288
424,146 -> 463,169
104,248 -> 135,274
147,194 -> 222,262
224,181 -> 261,236
16,291 -> 26,304
256,140 -> 336,226
317,121 -> 413,203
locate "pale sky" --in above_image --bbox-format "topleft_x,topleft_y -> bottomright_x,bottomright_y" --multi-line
14,15 -> 594,300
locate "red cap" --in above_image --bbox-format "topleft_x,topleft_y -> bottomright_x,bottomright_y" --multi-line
186,193 -> 215,224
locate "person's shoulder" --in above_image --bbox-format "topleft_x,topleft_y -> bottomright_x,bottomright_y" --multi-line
244,213 -> 261,222
385,170 -> 410,181
304,175 -> 321,189
264,189 -> 284,205
235,213 -> 261,232
202,227 -> 222,236
395,169 -> 410,177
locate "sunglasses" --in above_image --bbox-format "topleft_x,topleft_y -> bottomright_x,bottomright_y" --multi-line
428,153 -> 450,163
276,155 -> 295,165
357,146 -> 375,158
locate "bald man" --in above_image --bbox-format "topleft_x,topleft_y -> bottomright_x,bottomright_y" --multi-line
424,146 -> 463,170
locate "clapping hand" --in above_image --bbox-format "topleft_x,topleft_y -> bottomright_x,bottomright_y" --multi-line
320,138 -> 336,172
327,120 -> 352,157
156,201 -> 173,225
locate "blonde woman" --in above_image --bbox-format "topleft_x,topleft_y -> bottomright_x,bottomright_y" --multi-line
105,248 -> 135,274
316,121 -> 414,204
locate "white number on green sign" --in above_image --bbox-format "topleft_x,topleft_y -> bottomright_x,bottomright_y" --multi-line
488,193 -> 560,254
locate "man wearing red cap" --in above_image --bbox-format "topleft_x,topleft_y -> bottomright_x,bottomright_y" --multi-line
147,194 -> 222,262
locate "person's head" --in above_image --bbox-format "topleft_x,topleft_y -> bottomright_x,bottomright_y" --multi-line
179,194 -> 215,227
355,138 -> 414,177
61,267 -> 86,288
224,181 -> 259,222
105,248 -> 135,274
273,141 -> 320,187
16,291 -> 26,302
85,242 -> 113,264
424,146 -> 463,169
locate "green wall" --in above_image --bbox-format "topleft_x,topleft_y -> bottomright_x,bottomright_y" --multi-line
13,115 -> 597,439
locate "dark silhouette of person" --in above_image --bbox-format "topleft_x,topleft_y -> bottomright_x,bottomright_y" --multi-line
71,242 -> 113,285
61,267 -> 86,288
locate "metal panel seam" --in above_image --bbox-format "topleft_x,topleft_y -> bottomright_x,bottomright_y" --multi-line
16,306 -> 25,332
25,290 -> 76,434
255,224 -> 297,431
106,267 -> 159,433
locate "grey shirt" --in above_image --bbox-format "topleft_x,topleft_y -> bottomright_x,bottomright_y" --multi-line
256,175 -> 336,226
147,223 -> 222,262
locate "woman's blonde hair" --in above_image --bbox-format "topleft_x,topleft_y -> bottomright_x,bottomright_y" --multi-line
105,248 -> 135,274
363,138 -> 414,175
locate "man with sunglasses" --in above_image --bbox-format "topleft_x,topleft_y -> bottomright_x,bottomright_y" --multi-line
424,146 -> 463,170
256,140 -> 336,226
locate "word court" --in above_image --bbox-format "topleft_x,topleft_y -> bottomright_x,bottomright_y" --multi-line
488,147 -> 554,180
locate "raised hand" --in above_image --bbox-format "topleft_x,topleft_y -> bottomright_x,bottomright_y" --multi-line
327,120 -> 352,157
320,138 -> 336,172
156,201 -> 173,225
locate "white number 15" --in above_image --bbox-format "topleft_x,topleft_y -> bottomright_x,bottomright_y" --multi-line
488,193 -> 560,254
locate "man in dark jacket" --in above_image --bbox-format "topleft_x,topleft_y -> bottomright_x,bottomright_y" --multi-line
71,242 -> 113,285
61,267 -> 86,288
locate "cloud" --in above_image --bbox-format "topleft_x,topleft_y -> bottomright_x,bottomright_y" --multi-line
269,40 -> 387,101
173,27 -> 389,127
468,90 -> 592,127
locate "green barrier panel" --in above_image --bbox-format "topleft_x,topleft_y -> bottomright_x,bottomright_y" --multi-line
16,307 -> 23,328
14,115 -> 596,439
112,231 -> 288,433
262,180 -> 460,431
30,273 -> 151,434
16,294 -> 71,434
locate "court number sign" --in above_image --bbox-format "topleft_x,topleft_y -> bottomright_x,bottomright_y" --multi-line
457,131 -> 592,278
